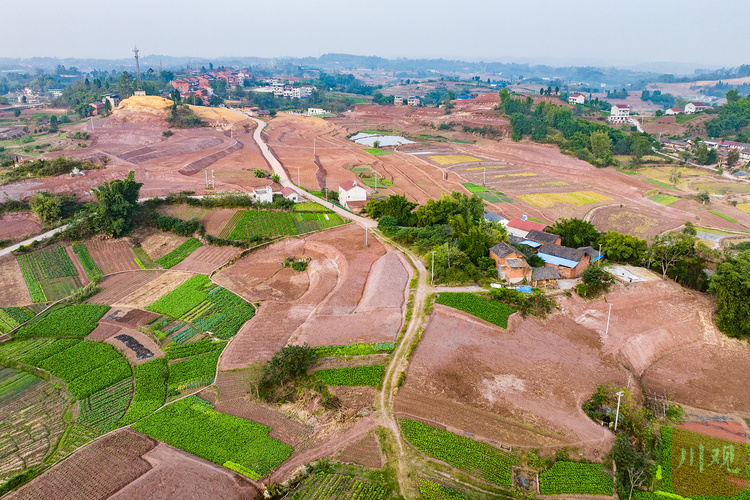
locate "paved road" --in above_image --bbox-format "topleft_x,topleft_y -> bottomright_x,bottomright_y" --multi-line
0,225 -> 69,258
231,109 -> 377,229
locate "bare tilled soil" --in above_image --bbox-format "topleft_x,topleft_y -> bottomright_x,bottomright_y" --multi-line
0,255 -> 32,307
86,238 -> 140,274
333,432 -> 383,469
172,245 -> 240,274
397,304 -> 625,458
200,208 -> 240,237
137,231 -> 189,260
115,270 -> 193,308
86,272 -> 158,305
0,212 -> 42,241
65,245 -> 91,287
103,326 -> 164,365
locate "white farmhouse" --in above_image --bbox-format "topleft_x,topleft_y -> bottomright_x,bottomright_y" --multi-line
281,186 -> 300,202
608,104 -> 630,124
664,107 -> 683,116
338,180 -> 368,210
253,186 -> 273,204
685,102 -> 709,114
568,93 -> 585,105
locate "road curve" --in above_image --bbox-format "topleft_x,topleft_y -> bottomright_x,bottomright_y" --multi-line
233,110 -> 376,229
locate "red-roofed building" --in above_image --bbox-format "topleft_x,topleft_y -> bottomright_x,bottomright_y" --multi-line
685,102 -> 709,114
281,186 -> 299,202
665,107 -> 683,116
505,217 -> 547,238
171,79 -> 190,93
338,180 -> 368,210
568,93 -> 585,105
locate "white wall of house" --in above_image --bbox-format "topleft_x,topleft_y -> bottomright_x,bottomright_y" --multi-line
338,184 -> 367,206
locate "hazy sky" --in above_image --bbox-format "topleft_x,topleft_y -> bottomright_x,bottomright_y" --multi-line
3,0 -> 748,68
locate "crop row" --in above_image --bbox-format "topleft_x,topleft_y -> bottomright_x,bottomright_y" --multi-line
156,238 -> 203,269
78,377 -> 133,433
418,480 -> 468,499
3,307 -> 35,325
435,292 -> 515,328
17,255 -> 46,302
400,418 -> 516,488
171,326 -> 199,344
0,310 -> 20,334
167,347 -> 224,390
132,395 -> 293,477
146,274 -> 211,318
315,365 -> 385,386
538,461 -> 613,495
313,342 -> 395,358
72,243 -> 104,281
165,339 -> 225,360
2,339 -> 131,399
291,473 -> 388,500
118,358 -> 168,425
18,245 -> 77,280
14,304 -> 110,339
228,210 -> 297,239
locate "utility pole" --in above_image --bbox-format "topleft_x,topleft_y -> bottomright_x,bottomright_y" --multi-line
605,303 -> 612,337
598,243 -> 602,267
614,390 -> 625,431
431,250 -> 436,284
364,226 -> 368,246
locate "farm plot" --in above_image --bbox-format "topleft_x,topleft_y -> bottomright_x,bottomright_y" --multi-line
429,155 -> 482,165
171,245 -> 240,274
77,377 -> 133,434
155,237 -> 202,268
314,365 -> 385,386
0,380 -> 69,486
16,246 -> 81,302
290,473 -> 388,499
648,193 -> 680,205
85,239 -> 140,274
400,418 -> 518,488
0,256 -> 31,307
118,358 -> 167,425
72,243 -> 103,281
14,304 -> 110,339
86,271 -> 159,305
167,345 -> 225,391
132,395 -> 293,479
147,274 -> 255,341
4,428 -> 157,500
0,308 -> 34,334
538,461 -> 613,495
334,433 -> 383,469
314,342 -> 395,358
0,366 -> 42,405
228,209 -> 297,239
0,339 -> 132,399
435,293 -> 515,328
518,191 -> 612,208
294,211 -> 346,234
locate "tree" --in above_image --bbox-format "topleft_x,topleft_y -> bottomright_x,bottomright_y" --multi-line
695,143 -> 709,165
461,226 -> 494,264
118,71 -> 134,98
728,148 -> 740,167
629,133 -> 651,161
101,99 -> 112,117
29,191 -> 62,225
263,344 -> 315,385
373,140 -> 381,149
48,115 -> 58,133
647,232 -> 694,278
581,267 -> 612,297
590,130 -> 613,159
709,251 -> 750,338
549,218 -> 601,248
90,170 -> 142,237
366,194 -> 417,226
13,108 -> 20,118
696,191 -> 710,204
613,432 -> 653,500
726,89 -> 741,103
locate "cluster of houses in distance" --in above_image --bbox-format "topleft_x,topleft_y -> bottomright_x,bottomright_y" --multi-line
660,137 -> 750,171
170,69 -> 250,104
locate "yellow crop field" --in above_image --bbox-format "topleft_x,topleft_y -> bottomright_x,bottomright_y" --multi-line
519,191 -> 612,208
540,181 -> 568,187
467,166 -> 505,171
736,203 -> 750,214
430,155 -> 482,165
494,173 -> 536,178
119,95 -> 174,110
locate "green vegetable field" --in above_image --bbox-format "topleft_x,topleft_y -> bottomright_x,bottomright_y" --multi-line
538,461 -> 613,495
228,210 -> 297,239
156,238 -> 203,268
313,342 -> 395,358
400,418 -> 517,488
167,346 -> 224,390
132,395 -> 293,477
315,365 -> 385,386
118,358 -> 168,425
72,243 -> 104,281
147,275 -> 211,318
78,377 -> 133,433
435,293 -> 516,328
14,304 -> 110,339
291,473 -> 388,499
16,246 -> 82,302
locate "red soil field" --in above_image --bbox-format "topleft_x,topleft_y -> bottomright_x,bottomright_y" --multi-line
334,432 -> 383,469
86,238 -> 140,274
172,245 -> 240,274
397,304 -> 625,458
86,323 -> 121,340
138,231 -> 189,261
102,308 -> 161,330
200,208 -> 239,237
0,212 -> 42,241
86,271 -> 158,305
676,418 -> 749,445
0,255 -> 32,307
65,245 -> 91,287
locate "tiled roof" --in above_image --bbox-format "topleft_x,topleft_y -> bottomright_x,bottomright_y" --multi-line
506,258 -> 527,269
532,267 -> 560,280
340,180 -> 360,191
538,244 -> 585,263
525,230 -> 559,245
490,241 -> 519,259
507,217 -> 546,232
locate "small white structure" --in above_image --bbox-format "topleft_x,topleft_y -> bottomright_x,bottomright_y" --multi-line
568,93 -> 585,105
281,186 -> 299,202
253,186 -> 273,204
338,180 -> 368,210
608,104 -> 631,124
685,102 -> 709,114
307,108 -> 327,116
665,107 -> 683,116
394,95 -> 404,106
